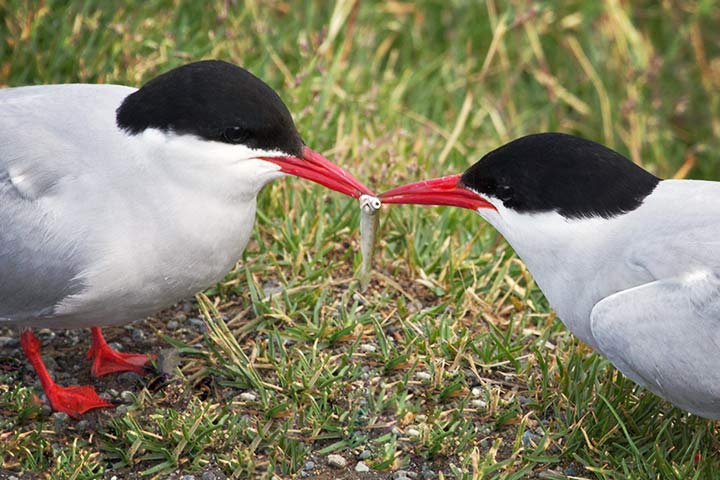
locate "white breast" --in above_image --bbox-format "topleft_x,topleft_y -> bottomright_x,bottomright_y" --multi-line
477,180 -> 720,349
51,134 -> 281,328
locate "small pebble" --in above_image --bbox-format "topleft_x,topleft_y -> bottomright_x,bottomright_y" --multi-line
109,342 -> 123,351
52,411 -> 69,424
415,371 -> 432,381
239,392 -> 257,402
37,329 -> 55,342
355,461 -> 370,473
303,461 -> 315,471
166,320 -> 180,331
157,348 -> 181,375
201,473 -> 216,480
471,399 -> 487,409
471,387 -> 483,397
180,476 -> 195,480
359,343 -> 376,353
108,388 -> 119,398
0,336 -> 19,348
522,430 -> 541,448
352,292 -> 366,305
120,391 -> 134,403
116,405 -> 130,415
76,420 -> 89,432
564,463 -> 580,476
188,317 -> 205,328
117,371 -> 143,384
357,449 -> 372,460
406,428 -> 420,438
327,454 -> 347,468
262,282 -> 283,297
131,329 -> 146,341
44,357 -> 58,371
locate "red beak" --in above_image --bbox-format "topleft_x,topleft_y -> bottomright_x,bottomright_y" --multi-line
379,174 -> 496,211
263,146 -> 373,198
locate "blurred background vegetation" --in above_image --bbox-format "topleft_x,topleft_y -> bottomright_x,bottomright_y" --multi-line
2,0 -> 719,181
1,1 -> 719,479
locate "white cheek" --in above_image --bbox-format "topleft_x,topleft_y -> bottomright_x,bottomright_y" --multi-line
138,128 -> 290,165
132,129 -> 290,196
474,195 -> 504,227
233,158 -> 285,183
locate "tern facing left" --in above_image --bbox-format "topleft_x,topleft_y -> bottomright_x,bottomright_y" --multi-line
1,60 -> 373,417
381,133 -> 720,419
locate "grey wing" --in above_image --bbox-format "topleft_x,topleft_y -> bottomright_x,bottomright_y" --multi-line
590,271 -> 720,419
0,85 -> 134,323
0,181 -> 84,321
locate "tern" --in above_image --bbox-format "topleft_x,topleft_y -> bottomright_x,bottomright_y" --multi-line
1,60 -> 373,417
381,133 -> 720,419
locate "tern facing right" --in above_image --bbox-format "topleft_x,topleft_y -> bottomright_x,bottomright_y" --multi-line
1,60 -> 374,417
381,133 -> 720,419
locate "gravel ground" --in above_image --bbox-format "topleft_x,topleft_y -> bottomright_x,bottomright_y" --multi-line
0,298 -> 464,479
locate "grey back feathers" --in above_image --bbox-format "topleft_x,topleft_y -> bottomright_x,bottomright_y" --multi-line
0,85 -> 134,320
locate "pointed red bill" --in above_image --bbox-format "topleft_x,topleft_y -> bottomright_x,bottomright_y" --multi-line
263,146 -> 374,198
379,174 -> 496,211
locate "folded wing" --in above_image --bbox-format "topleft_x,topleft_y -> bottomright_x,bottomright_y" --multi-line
590,270 -> 720,419
0,85 -> 134,323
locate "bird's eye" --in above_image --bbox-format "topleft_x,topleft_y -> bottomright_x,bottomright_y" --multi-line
496,185 -> 514,201
222,126 -> 250,144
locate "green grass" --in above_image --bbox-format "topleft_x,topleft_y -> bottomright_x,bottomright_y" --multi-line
1,0 -> 720,478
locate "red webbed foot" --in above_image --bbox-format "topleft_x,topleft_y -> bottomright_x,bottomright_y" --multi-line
20,330 -> 114,418
44,384 -> 114,418
87,327 -> 152,377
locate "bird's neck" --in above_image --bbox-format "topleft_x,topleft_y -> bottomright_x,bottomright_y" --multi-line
478,206 -> 618,347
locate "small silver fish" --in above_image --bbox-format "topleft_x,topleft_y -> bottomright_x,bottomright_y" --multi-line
359,194 -> 381,290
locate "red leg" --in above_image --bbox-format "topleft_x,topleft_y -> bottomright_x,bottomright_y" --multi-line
20,330 -> 113,418
87,327 -> 151,377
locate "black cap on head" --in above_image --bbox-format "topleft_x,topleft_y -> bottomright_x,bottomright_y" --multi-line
116,60 -> 304,157
460,133 -> 660,219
